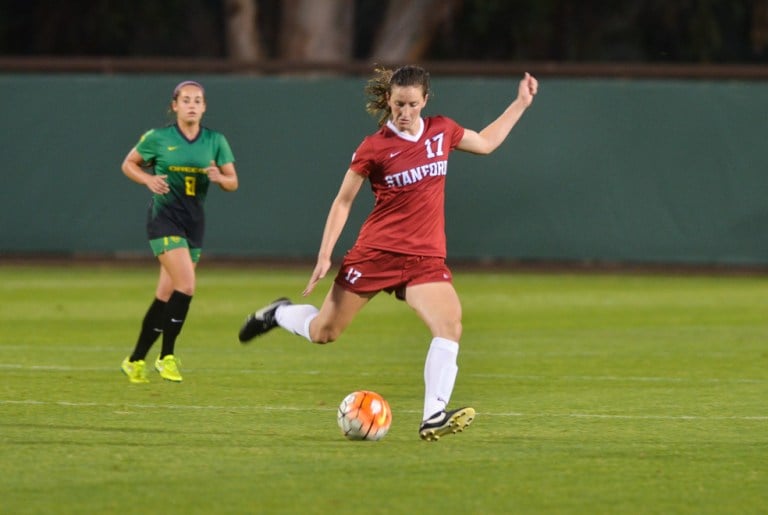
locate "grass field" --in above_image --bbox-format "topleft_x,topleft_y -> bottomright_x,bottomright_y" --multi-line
1,263 -> 766,514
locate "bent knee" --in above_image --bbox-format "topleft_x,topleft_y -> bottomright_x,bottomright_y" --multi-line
309,323 -> 342,345
311,331 -> 338,345
162,279 -> 195,297
178,285 -> 195,296
437,320 -> 462,342
156,285 -> 195,299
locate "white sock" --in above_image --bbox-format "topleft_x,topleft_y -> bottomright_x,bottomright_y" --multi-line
423,337 -> 459,421
274,304 -> 319,342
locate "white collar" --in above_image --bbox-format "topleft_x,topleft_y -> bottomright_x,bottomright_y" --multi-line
386,117 -> 424,142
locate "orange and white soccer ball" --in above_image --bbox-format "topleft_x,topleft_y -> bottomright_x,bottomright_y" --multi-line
337,390 -> 392,441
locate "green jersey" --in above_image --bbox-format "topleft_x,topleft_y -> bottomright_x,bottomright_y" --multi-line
135,124 -> 235,246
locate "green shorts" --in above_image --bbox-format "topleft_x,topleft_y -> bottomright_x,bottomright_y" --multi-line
149,236 -> 201,263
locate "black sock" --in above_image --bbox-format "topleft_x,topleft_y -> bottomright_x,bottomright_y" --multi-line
129,298 -> 167,362
160,290 -> 193,358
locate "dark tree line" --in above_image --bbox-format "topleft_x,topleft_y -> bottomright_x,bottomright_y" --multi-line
1,0 -> 767,63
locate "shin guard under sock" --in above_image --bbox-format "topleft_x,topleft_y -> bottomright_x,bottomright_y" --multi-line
129,298 -> 167,362
160,291 -> 193,358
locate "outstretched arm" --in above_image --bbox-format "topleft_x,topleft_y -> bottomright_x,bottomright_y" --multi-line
457,72 -> 538,155
303,169 -> 366,296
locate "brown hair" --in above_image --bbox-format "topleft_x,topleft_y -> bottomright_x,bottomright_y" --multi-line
173,80 -> 205,100
365,65 -> 431,127
167,80 -> 205,119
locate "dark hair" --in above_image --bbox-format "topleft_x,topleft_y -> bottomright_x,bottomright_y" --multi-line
365,65 -> 431,127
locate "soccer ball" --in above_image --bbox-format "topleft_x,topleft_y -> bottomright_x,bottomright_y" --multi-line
337,390 -> 392,441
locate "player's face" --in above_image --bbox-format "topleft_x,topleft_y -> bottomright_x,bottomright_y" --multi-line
388,85 -> 428,135
172,85 -> 206,125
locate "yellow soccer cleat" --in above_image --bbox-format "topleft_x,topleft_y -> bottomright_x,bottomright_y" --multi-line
419,406 -> 476,441
121,357 -> 149,384
154,355 -> 183,382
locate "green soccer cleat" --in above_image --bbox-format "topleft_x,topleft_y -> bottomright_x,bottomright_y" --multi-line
154,355 -> 183,382
121,357 -> 149,384
419,406 -> 476,441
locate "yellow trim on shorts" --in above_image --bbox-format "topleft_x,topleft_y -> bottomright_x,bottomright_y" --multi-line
149,236 -> 201,263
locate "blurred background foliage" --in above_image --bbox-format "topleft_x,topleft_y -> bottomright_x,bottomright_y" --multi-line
1,0 -> 766,63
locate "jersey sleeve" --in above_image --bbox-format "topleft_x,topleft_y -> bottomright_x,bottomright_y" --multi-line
135,129 -> 159,163
349,136 -> 377,177
214,133 -> 235,165
437,116 -> 465,150
136,129 -> 160,163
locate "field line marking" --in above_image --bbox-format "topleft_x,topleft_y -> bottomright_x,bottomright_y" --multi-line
0,363 -> 765,384
0,399 -> 766,421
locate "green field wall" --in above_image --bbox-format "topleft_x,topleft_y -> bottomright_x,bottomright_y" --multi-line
2,74 -> 767,264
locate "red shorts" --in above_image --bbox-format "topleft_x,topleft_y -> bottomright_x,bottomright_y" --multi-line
334,246 -> 452,300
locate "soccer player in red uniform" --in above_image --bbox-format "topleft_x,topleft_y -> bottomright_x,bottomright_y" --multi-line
240,66 -> 538,440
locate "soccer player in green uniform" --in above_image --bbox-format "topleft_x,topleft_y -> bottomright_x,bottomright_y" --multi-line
120,80 -> 239,383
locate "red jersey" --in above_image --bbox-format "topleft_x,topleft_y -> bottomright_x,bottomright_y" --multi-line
349,115 -> 465,258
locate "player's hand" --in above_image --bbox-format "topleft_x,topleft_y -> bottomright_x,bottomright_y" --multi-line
146,174 -> 169,194
206,160 -> 223,183
303,257 -> 332,297
518,72 -> 538,107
